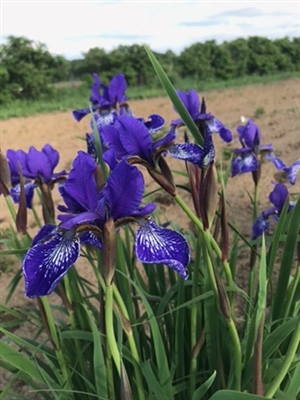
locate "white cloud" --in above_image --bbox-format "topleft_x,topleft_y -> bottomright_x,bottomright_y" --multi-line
1,1 -> 299,58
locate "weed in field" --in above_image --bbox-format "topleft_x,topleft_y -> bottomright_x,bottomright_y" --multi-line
253,106 -> 265,118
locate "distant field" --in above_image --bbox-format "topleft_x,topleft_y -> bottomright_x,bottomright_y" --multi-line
1,71 -> 299,120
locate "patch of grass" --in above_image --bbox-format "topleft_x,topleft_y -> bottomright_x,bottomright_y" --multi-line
254,106 -> 265,118
1,72 -> 299,120
0,228 -> 16,274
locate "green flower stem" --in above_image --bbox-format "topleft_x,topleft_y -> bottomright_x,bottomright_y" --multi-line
5,196 -> 17,220
174,194 -> 234,292
227,318 -> 242,391
189,233 -> 201,397
40,297 -> 71,392
105,283 -> 121,375
265,317 -> 300,398
245,183 -> 259,337
31,205 -> 42,228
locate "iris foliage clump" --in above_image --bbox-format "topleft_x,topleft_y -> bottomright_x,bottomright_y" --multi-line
0,47 -> 299,400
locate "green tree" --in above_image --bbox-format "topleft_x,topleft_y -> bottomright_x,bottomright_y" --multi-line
224,38 -> 249,77
247,36 -> 283,75
0,36 -> 58,102
177,42 -> 213,80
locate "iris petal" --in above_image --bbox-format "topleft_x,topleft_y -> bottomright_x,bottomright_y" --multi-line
10,182 -> 35,209
252,214 -> 270,240
104,161 -> 144,220
72,107 -> 92,122
80,231 -> 102,250
23,229 -> 80,297
231,152 -> 258,176
264,153 -> 286,170
269,183 -> 288,211
135,218 -> 189,279
285,159 -> 300,185
144,114 -> 165,134
169,143 -> 204,166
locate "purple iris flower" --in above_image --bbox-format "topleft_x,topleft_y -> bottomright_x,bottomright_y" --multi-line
5,145 -> 66,208
171,89 -> 233,143
101,114 -> 212,170
231,119 -> 285,177
283,159 -> 300,185
168,125 -> 215,169
72,73 -> 129,126
101,114 -> 174,167
252,183 -> 295,239
22,152 -> 190,297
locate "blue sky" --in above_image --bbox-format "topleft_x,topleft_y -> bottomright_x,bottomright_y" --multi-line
1,1 -> 299,59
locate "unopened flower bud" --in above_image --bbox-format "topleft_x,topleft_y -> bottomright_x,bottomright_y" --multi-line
200,163 -> 219,230
103,217 -> 116,286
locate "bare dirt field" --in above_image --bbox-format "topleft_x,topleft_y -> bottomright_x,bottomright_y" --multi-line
0,79 -> 299,395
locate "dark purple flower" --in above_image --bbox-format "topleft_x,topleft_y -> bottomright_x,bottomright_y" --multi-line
72,73 -> 130,123
252,183 -> 295,239
101,114 -> 173,167
168,126 -> 215,168
231,119 -> 285,177
171,89 -> 233,143
22,152 -> 190,297
5,145 -> 66,208
7,145 -> 65,184
283,159 -> 300,185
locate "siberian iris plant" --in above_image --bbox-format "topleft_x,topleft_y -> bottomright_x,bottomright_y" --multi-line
252,182 -> 295,239
22,152 -> 190,297
171,89 -> 233,143
231,119 -> 285,179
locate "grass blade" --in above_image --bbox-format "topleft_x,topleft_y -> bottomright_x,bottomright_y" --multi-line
143,44 -> 203,145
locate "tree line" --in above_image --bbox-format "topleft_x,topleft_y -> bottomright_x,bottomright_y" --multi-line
1,35 -> 299,103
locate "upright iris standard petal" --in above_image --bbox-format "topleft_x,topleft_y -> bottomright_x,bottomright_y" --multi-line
175,89 -> 200,120
118,116 -> 153,163
237,119 -> 261,148
23,229 -> 80,297
42,145 -> 59,172
6,149 -> 29,182
269,183 -> 288,211
135,218 -> 190,279
104,161 -> 145,220
62,151 -> 98,212
108,73 -> 128,104
27,146 -> 53,182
